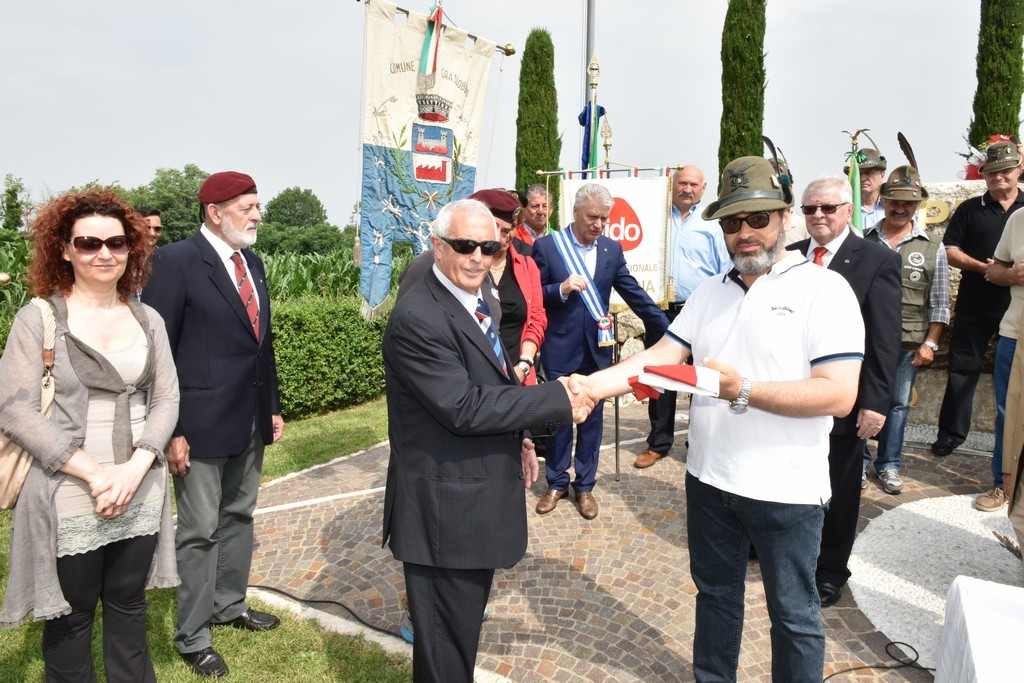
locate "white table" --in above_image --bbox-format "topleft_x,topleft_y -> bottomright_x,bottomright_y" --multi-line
934,575 -> 1024,682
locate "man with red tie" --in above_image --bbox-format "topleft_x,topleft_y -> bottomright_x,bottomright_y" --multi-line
787,176 -> 902,607
143,172 -> 284,677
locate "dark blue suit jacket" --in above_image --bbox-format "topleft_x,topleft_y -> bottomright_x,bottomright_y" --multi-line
532,231 -> 667,375
142,232 -> 281,458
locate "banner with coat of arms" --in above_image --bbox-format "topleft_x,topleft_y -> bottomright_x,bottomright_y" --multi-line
359,0 -> 496,311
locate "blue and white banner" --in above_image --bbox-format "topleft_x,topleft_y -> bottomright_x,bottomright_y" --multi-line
359,0 -> 496,311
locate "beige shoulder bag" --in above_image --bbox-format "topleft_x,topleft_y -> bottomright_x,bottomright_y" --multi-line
0,298 -> 57,509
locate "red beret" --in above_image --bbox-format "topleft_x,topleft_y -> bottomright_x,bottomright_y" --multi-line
469,189 -> 520,224
198,171 -> 258,204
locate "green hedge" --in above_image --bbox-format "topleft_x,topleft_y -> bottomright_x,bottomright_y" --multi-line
272,296 -> 389,420
0,295 -> 390,421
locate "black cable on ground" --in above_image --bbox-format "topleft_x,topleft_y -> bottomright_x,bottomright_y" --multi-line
822,641 -> 935,681
248,583 -> 402,639
251,584 -> 939,679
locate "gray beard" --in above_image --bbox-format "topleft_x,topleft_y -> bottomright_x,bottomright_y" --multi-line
731,230 -> 785,275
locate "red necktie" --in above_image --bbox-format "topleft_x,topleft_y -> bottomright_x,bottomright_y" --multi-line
230,252 -> 260,338
812,246 -> 828,266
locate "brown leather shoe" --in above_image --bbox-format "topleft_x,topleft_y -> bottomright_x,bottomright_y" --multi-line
536,488 -> 567,514
577,491 -> 598,519
633,448 -> 665,469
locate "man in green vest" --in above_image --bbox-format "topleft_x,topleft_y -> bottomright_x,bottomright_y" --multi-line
863,166 -> 950,494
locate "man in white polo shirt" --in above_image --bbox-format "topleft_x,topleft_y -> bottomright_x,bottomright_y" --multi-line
579,157 -> 864,682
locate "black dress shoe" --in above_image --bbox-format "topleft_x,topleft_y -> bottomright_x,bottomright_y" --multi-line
180,647 -> 229,677
931,436 -> 959,457
216,608 -> 281,632
817,581 -> 844,607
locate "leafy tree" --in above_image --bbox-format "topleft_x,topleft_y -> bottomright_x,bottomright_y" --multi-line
515,29 -> 561,228
264,187 -> 329,228
254,222 -> 345,255
127,164 -> 208,244
718,0 -> 766,183
967,0 -> 1024,146
0,174 -> 31,234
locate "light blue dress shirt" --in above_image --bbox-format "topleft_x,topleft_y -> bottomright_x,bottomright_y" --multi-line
670,203 -> 732,302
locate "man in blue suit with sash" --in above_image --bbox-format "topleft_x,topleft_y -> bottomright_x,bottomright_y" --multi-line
532,183 -> 668,519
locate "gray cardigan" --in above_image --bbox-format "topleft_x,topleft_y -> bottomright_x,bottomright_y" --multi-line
0,297 -> 180,626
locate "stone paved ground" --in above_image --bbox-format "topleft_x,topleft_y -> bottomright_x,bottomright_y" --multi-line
249,400 -> 999,682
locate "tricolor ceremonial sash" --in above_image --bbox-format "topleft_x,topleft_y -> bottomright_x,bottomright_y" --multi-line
552,228 -> 615,347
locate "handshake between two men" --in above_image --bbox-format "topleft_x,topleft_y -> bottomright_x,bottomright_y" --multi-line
555,375 -> 600,424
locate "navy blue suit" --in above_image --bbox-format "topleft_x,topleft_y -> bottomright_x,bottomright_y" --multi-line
142,230 -> 282,653
142,233 -> 280,456
533,231 -> 667,491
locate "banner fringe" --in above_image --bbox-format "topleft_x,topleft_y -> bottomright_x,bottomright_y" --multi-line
361,297 -> 392,322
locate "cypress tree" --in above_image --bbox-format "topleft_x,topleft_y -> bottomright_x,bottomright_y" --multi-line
967,0 -> 1024,146
718,0 -> 767,182
515,29 -> 561,227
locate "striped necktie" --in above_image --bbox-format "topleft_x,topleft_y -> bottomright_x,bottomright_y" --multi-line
230,252 -> 260,338
475,297 -> 506,375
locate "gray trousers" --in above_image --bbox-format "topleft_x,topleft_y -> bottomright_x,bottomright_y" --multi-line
173,426 -> 264,653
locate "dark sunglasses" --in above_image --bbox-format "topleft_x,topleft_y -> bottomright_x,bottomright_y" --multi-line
719,212 -> 772,235
440,236 -> 500,256
800,203 -> 849,216
71,235 -> 131,255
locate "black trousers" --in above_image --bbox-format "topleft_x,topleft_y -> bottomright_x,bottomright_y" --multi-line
645,304 -> 683,454
937,312 -> 1002,444
404,562 -> 494,683
816,434 -> 865,587
43,533 -> 159,683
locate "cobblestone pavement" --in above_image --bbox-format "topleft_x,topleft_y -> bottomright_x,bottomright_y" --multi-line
249,401 -> 997,682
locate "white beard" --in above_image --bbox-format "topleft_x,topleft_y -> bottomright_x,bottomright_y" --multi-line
222,212 -> 258,247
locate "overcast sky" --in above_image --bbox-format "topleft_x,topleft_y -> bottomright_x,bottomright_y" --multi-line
2,1 -> 996,226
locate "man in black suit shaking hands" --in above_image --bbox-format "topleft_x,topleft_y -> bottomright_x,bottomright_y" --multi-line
382,199 -> 594,683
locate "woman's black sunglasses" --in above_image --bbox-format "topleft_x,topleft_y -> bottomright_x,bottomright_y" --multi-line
70,235 -> 131,255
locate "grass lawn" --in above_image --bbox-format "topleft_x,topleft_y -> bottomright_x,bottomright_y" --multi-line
0,396 -> 411,682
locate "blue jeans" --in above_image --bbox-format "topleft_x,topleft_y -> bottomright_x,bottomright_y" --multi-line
993,336 -> 1015,489
865,349 -> 918,474
686,473 -> 826,683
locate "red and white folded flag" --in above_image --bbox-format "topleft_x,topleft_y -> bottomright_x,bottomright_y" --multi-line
628,364 -> 721,400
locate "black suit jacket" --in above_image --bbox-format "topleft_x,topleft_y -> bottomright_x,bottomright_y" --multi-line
381,270 -> 571,569
789,232 -> 902,435
142,232 -> 281,457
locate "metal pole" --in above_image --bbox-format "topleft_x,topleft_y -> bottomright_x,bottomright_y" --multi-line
584,0 -> 597,101
613,311 -> 620,482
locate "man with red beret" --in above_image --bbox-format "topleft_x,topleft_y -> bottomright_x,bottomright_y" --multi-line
143,171 -> 285,677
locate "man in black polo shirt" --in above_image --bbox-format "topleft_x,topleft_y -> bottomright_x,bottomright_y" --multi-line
933,142 -> 1024,456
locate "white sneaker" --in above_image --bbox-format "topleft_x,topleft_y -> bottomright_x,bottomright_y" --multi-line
878,469 -> 903,495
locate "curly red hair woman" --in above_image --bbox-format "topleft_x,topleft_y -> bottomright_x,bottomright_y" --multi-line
1,188 -> 179,682
28,188 -> 152,301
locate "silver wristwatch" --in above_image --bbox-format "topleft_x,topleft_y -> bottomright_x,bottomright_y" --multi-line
922,340 -> 939,352
729,378 -> 752,414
